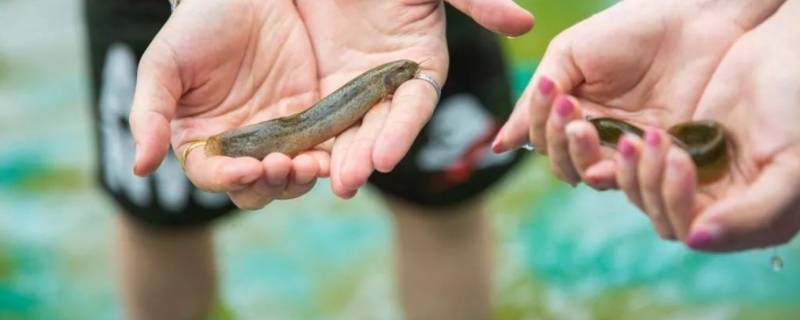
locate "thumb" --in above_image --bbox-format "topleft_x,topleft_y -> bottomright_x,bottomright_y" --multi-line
446,0 -> 535,36
491,86 -> 531,153
688,149 -> 800,252
129,44 -> 182,176
493,32 -> 584,153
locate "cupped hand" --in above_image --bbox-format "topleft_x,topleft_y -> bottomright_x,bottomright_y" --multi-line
492,0 -> 785,239
129,0 -> 328,210
295,0 -> 534,198
493,0 -> 784,196
621,0 -> 800,251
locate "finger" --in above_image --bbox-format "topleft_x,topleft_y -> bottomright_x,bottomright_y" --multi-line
372,76 -> 439,173
129,48 -> 182,176
662,148 -> 699,241
526,75 -> 563,155
256,153 -> 298,202
446,0 -> 535,36
565,120 -> 614,189
340,102 -> 390,190
688,150 -> 800,252
279,180 -> 317,200
262,152 -> 293,188
492,85 -> 532,153
276,153 -> 318,200
278,154 -> 320,199
304,149 -> 331,178
616,135 -> 645,211
228,179 -> 273,211
583,160 -> 618,190
182,145 -> 262,193
546,95 -> 582,185
330,127 -> 359,198
291,153 -> 320,186
528,30 -> 586,153
638,128 -> 675,240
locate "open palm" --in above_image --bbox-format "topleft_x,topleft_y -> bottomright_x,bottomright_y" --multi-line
493,0 -> 786,240
495,0 -> 784,188
130,0 -> 326,209
663,1 -> 800,251
131,0 -> 534,207
296,0 -> 534,197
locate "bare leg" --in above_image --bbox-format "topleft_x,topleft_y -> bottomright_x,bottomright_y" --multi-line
385,196 -> 492,320
113,214 -> 217,320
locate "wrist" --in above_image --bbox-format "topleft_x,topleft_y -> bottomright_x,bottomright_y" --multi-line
697,0 -> 786,29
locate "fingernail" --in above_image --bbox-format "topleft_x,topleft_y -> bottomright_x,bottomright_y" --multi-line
491,129 -> 505,153
584,174 -> 599,187
645,128 -> 661,147
538,77 -> 555,95
240,174 -> 259,185
687,225 -> 721,250
491,137 -> 503,153
618,137 -> 635,160
132,143 -> 142,175
568,180 -> 578,188
560,178 -> 576,187
338,188 -> 358,199
586,174 -> 614,190
558,172 -> 579,187
555,96 -> 573,117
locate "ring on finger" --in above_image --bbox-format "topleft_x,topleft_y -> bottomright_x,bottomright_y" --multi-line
414,72 -> 441,100
179,140 -> 207,170
521,142 -> 536,151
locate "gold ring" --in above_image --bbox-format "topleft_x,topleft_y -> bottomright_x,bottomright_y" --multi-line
414,72 -> 441,100
180,140 -> 207,170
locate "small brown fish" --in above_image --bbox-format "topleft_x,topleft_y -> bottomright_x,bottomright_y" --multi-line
205,60 -> 420,159
590,117 -> 729,184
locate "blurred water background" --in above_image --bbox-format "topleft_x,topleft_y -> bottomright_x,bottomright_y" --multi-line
1,0 -> 799,319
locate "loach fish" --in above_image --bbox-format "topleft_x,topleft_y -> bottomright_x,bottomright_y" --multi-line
589,117 -> 729,184
204,60 -> 420,159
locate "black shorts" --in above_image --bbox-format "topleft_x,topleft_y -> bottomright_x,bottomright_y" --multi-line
84,0 -> 526,227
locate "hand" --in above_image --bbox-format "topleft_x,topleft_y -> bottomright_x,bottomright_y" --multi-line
492,0 -> 783,238
130,0 -> 328,210
622,0 -> 800,251
295,0 -> 534,198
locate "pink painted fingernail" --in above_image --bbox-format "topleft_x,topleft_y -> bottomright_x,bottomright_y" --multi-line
618,137 -> 635,160
555,96 -> 573,117
538,77 -> 555,95
687,225 -> 721,250
645,128 -> 661,147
